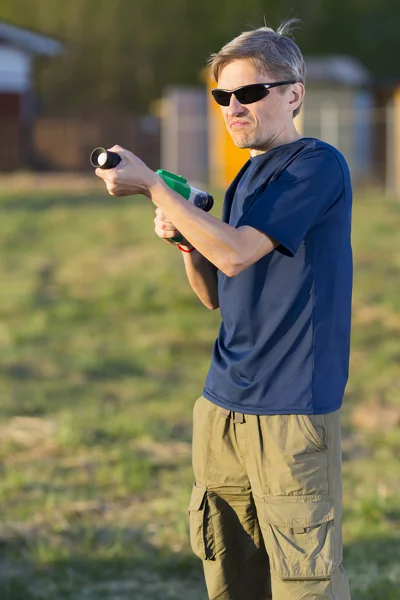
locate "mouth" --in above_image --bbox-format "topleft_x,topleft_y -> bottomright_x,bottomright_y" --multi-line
229,120 -> 249,129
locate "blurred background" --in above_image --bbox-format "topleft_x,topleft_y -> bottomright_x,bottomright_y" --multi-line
0,1 -> 399,599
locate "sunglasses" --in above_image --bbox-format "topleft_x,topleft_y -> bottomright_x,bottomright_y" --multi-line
211,81 -> 297,106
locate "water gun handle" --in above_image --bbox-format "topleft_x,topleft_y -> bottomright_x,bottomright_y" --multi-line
156,169 -> 213,244
90,149 -> 213,245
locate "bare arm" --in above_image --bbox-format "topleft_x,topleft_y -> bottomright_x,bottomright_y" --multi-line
95,146 -> 279,277
154,208 -> 219,309
180,250 -> 219,310
150,178 -> 278,277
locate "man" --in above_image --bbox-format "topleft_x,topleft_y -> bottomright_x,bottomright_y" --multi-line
96,19 -> 352,600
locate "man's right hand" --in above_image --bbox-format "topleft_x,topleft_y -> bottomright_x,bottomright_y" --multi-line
154,207 -> 218,308
154,207 -> 192,248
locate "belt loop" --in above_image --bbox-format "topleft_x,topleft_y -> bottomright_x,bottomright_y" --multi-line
233,412 -> 245,424
291,527 -> 308,534
220,408 -> 231,419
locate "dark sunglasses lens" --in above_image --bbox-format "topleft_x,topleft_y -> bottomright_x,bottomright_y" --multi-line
212,90 -> 231,106
236,85 -> 269,104
212,84 -> 270,106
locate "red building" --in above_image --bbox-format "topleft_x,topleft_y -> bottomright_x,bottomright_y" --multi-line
0,21 -> 62,169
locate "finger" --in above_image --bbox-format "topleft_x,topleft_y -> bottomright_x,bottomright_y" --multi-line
155,208 -> 171,223
155,217 -> 176,230
95,167 -> 108,179
155,222 -> 179,236
105,182 -> 116,195
96,168 -> 117,187
157,213 -> 169,224
159,230 -> 179,239
157,220 -> 173,231
108,144 -> 126,153
156,208 -> 174,222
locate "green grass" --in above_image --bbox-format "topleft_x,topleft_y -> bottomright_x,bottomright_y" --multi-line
0,186 -> 399,599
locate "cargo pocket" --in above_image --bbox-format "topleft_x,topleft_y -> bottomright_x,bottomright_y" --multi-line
299,414 -> 327,451
262,499 -> 336,581
188,482 -> 215,560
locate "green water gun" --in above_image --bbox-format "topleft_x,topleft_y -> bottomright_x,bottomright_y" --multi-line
90,147 -> 214,244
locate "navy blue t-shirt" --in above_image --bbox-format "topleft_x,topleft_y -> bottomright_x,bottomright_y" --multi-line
203,137 -> 353,415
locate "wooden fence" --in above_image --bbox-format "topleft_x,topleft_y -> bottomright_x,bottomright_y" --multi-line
0,115 -> 160,172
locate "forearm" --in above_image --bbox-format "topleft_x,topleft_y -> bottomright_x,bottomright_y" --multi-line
180,248 -> 219,309
150,177 -> 243,276
96,150 -> 276,275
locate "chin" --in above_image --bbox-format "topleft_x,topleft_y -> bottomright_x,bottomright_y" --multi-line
232,135 -> 252,149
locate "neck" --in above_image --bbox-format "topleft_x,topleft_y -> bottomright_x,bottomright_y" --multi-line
250,123 -> 301,157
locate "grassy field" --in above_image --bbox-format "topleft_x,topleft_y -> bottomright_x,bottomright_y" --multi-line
0,180 -> 399,599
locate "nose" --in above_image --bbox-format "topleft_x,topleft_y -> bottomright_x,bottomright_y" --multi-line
227,93 -> 246,116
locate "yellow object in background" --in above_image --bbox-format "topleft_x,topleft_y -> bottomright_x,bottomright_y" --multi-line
207,76 -> 249,190
206,75 -> 304,191
394,87 -> 400,197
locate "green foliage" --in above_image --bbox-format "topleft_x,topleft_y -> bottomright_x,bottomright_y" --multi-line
0,0 -> 398,114
0,186 -> 398,598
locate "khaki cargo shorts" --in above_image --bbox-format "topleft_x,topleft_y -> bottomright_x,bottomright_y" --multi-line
188,396 -> 351,600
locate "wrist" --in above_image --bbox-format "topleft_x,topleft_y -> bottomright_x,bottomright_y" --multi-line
177,243 -> 195,253
147,173 -> 168,201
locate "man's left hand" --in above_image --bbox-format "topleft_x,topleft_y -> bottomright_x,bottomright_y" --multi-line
95,145 -> 160,198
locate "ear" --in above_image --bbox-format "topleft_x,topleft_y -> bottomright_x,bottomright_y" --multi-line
288,82 -> 305,114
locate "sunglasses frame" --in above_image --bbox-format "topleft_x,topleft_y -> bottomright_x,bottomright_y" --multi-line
211,81 -> 297,106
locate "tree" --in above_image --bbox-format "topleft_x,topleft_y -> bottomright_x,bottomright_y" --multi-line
0,0 -> 399,115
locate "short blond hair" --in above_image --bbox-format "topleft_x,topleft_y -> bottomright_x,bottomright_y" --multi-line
208,18 -> 306,118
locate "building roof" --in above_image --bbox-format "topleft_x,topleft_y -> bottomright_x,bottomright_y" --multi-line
305,55 -> 372,86
0,21 -> 62,56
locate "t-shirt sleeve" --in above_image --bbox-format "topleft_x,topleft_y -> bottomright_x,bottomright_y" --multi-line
237,147 -> 345,256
